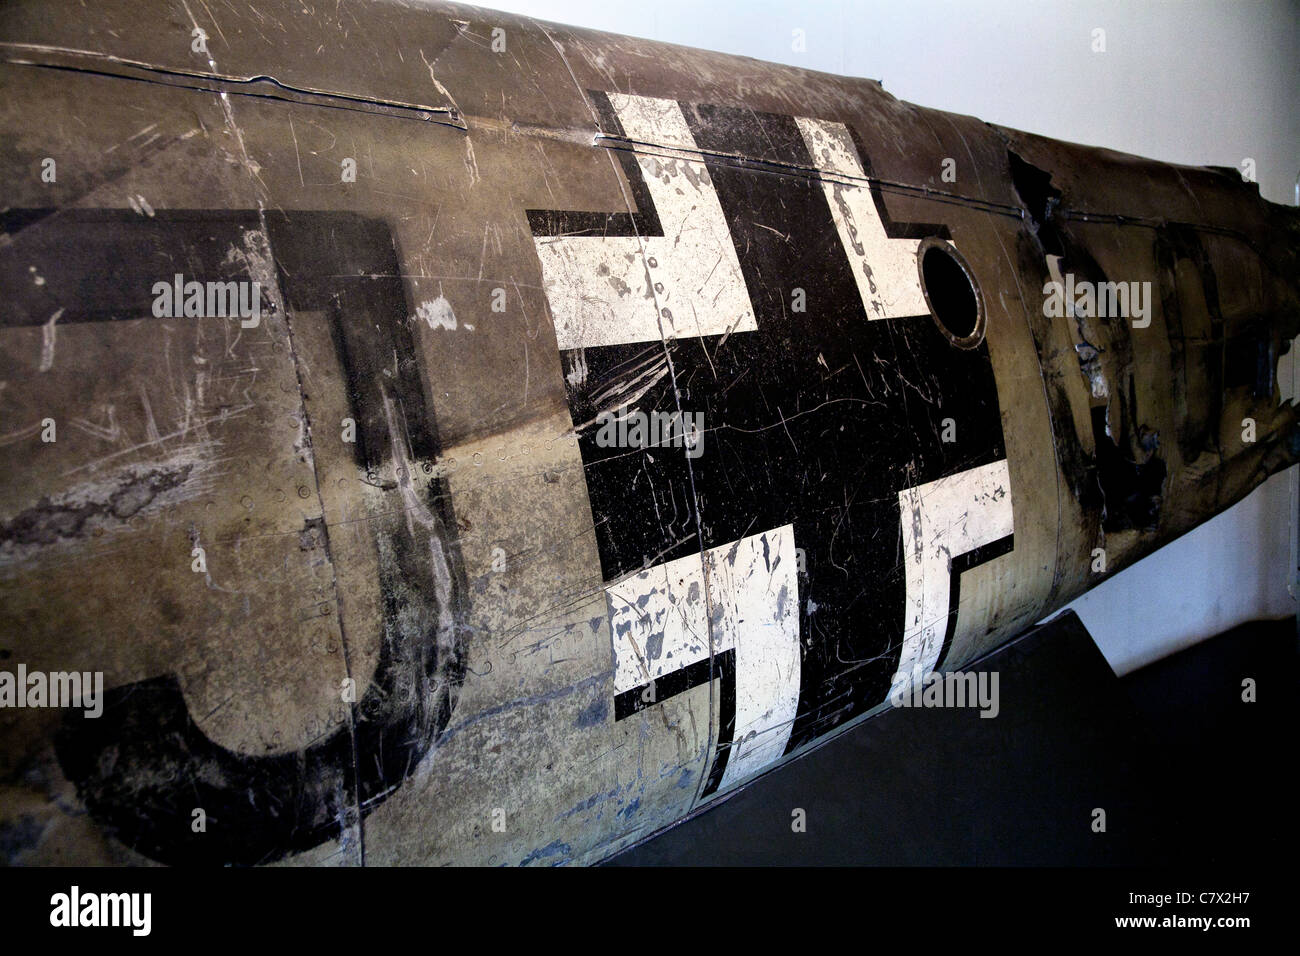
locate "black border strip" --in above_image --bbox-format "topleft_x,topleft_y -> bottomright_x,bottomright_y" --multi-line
937,533 -> 1016,670
526,90 -> 664,238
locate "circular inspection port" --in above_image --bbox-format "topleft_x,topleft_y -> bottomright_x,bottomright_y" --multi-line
917,237 -> 985,349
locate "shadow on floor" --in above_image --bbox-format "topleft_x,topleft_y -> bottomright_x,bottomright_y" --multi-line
605,612 -> 1298,865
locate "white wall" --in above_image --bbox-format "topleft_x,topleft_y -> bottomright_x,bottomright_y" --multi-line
477,0 -> 1300,674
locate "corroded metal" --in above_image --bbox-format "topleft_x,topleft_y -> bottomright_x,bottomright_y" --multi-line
1,0 -> 1296,866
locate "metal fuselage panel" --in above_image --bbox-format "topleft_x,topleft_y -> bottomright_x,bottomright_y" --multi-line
0,0 -> 1296,865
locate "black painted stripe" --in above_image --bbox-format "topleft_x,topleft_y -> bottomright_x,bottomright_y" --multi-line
614,656 -> 715,721
533,97 -> 1009,768
264,211 -> 440,471
46,209 -> 464,866
686,102 -> 1006,751
526,90 -> 663,238
700,649 -> 738,798
937,533 -> 1016,671
845,125 -> 953,242
0,209 -> 264,327
613,649 -> 738,800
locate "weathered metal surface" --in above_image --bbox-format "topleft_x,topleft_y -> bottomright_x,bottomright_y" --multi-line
0,0 -> 1296,866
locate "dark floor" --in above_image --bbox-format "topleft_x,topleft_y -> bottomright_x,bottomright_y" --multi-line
606,612 -> 1298,865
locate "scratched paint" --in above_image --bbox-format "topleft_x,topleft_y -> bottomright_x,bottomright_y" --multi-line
0,0 -> 1297,869
531,92 -> 756,349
